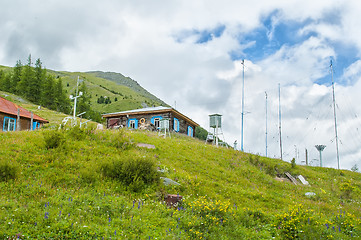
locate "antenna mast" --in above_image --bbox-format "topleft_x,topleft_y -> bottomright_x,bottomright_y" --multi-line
241,59 -> 245,151
330,60 -> 340,169
278,83 -> 283,160
265,91 -> 268,157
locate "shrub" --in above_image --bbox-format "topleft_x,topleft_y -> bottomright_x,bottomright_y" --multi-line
291,158 -> 296,169
101,157 -> 159,192
339,180 -> 355,199
0,160 -> 18,181
79,167 -> 97,185
66,126 -> 87,140
109,130 -> 134,150
43,130 -> 65,149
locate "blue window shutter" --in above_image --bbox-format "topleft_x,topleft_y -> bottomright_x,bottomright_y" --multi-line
174,118 -> 179,132
33,121 -> 38,130
128,118 -> 138,129
187,126 -> 193,137
151,116 -> 163,124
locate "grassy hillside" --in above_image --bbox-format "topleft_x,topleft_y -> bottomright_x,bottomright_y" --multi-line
47,70 -> 168,114
1,64 -> 168,116
0,123 -> 360,238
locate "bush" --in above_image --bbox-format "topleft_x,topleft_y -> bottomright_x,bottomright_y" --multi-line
66,126 -> 87,140
43,130 -> 65,149
0,160 -> 18,181
101,157 -> 159,192
109,130 -> 134,150
291,158 -> 296,169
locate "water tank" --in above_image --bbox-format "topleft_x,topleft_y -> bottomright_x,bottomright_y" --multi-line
209,114 -> 222,128
159,118 -> 170,129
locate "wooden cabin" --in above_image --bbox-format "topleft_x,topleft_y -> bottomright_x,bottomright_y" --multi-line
102,106 -> 199,137
0,97 -> 49,132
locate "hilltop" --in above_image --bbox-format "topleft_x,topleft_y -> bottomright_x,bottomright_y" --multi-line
53,70 -> 169,114
0,62 -> 168,119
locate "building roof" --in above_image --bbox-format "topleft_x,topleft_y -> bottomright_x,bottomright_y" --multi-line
0,97 -> 49,123
102,106 -> 199,127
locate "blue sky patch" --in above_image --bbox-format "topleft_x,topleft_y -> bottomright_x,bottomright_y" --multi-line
174,24 -> 226,44
231,11 -> 315,61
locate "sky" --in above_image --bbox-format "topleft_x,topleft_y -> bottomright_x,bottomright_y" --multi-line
1,0 -> 361,170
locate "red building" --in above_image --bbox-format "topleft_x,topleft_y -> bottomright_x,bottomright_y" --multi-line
0,97 -> 49,132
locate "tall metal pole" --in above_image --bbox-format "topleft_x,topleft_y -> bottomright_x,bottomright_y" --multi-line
330,60 -> 340,169
73,76 -> 80,119
241,59 -> 245,151
278,83 -> 283,160
265,91 -> 268,157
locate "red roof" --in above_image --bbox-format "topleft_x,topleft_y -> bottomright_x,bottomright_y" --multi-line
0,97 -> 49,123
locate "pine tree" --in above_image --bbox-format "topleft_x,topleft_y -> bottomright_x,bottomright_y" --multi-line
54,78 -> 71,114
30,58 -> 46,103
0,70 -> 4,91
11,60 -> 22,93
17,55 -> 34,99
76,82 -> 91,117
41,74 -> 56,110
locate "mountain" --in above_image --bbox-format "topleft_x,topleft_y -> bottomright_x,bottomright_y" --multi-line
50,70 -> 169,114
1,63 -> 168,116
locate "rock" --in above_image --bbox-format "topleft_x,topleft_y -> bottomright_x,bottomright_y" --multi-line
136,143 -> 156,149
305,192 -> 316,197
298,175 -> 310,185
160,177 -> 180,186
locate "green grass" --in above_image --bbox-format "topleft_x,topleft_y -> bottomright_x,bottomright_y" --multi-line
50,70 -> 168,114
0,126 -> 360,239
2,63 -> 168,116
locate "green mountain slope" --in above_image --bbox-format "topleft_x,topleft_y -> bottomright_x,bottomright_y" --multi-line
49,70 -> 168,114
1,64 -> 168,116
0,125 -> 360,238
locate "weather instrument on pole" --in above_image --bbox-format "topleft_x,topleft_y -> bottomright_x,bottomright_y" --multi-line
241,59 -> 245,151
315,145 -> 326,167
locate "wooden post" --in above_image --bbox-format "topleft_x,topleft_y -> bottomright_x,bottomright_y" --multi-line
17,108 -> 21,131
30,112 -> 34,131
305,148 -> 308,166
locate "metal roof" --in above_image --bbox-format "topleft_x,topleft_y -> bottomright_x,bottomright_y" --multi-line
102,106 -> 199,127
0,97 -> 49,123
104,106 -> 172,115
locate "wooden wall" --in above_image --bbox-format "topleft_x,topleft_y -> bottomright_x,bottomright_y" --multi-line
0,112 -> 44,132
106,112 -> 196,136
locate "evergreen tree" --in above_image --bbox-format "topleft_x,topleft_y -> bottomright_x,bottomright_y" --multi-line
31,58 -> 46,103
76,82 -> 91,117
54,78 -> 71,114
0,70 -> 4,90
11,60 -> 22,93
0,72 -> 12,92
17,55 -> 34,99
41,74 -> 56,110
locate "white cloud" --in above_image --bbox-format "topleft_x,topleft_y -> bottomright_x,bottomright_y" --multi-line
1,0 -> 361,170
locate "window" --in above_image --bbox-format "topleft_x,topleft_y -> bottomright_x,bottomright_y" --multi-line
154,118 -> 160,128
128,118 -> 138,129
187,126 -> 193,137
3,117 -> 16,132
174,118 -> 179,132
151,116 -> 163,129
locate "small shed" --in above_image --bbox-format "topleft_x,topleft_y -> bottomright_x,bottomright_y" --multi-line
0,97 -> 49,132
102,106 -> 199,137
